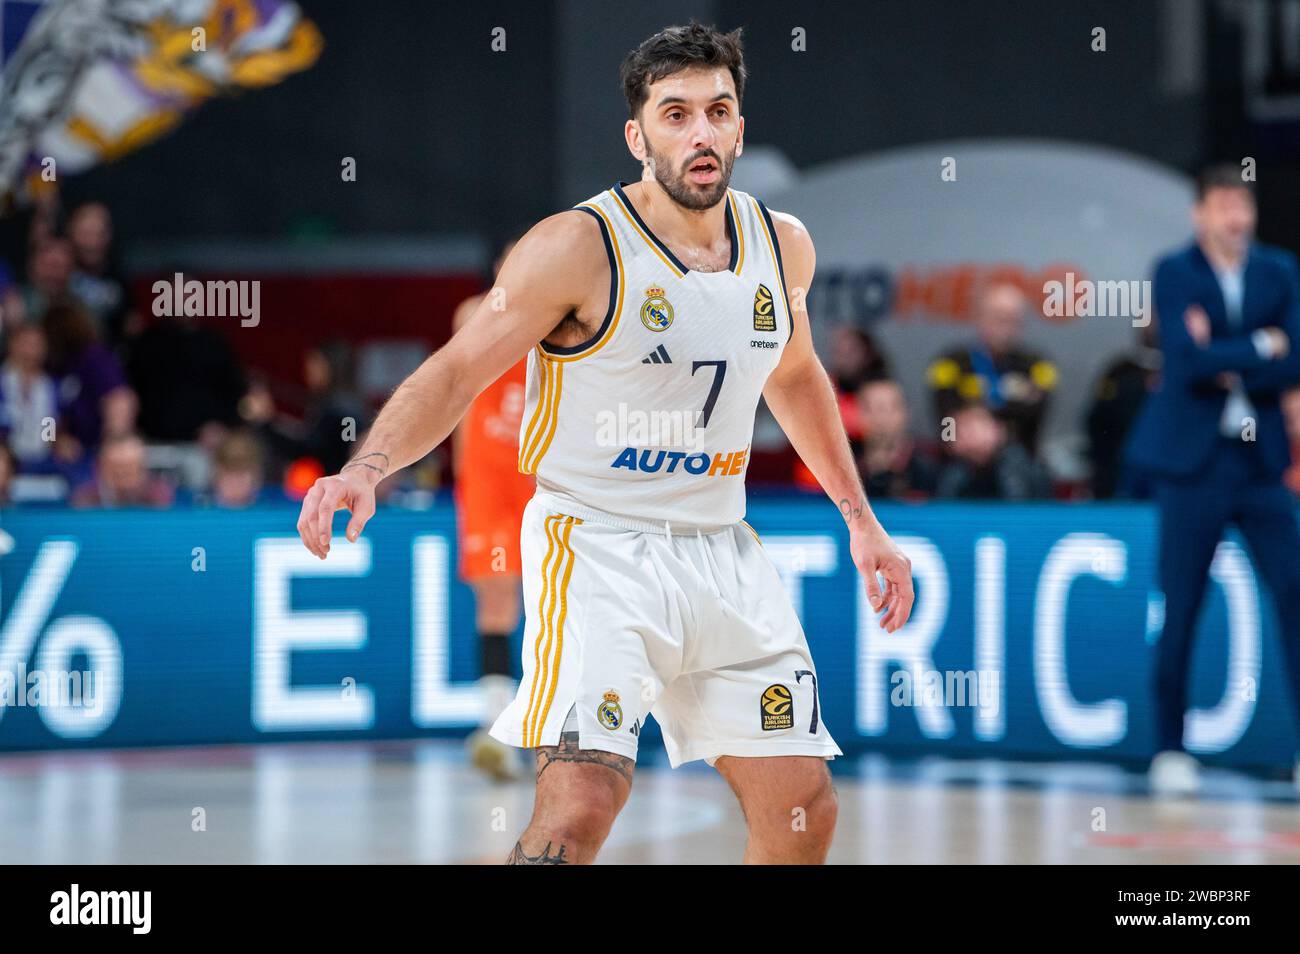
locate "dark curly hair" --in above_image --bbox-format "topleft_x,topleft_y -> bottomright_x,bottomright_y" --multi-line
619,22 -> 746,120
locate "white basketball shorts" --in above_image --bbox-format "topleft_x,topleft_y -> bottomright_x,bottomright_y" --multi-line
489,492 -> 842,768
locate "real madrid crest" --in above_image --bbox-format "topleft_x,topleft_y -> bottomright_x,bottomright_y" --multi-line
640,286 -> 674,333
597,689 -> 624,730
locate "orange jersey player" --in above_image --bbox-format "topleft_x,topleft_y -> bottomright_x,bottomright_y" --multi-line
455,348 -> 531,577
451,238 -> 535,780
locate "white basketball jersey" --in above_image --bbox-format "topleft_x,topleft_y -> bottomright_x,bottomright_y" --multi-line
517,182 -> 794,528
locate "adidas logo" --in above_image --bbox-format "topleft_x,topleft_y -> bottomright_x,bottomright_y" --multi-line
641,344 -> 672,364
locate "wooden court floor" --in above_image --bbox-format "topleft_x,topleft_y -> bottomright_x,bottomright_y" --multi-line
1,741 -> 1297,864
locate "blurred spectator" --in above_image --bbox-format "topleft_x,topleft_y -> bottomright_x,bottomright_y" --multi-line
243,339 -> 369,476
935,404 -> 1051,500
1284,387 -> 1300,497
830,325 -> 890,392
829,325 -> 890,446
1085,322 -> 1161,498
927,283 -> 1057,454
1,281 -> 25,336
0,443 -> 13,505
855,378 -> 938,500
42,302 -> 136,464
128,311 -> 246,442
0,183 -> 59,299
208,429 -> 280,508
71,432 -> 173,508
20,237 -> 75,322
66,202 -> 134,348
0,322 -> 62,473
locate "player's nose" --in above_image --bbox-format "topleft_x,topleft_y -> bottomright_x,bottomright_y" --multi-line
688,114 -> 716,149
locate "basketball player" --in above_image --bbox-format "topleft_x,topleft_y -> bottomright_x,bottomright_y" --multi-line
451,237 -> 535,781
296,22 -> 914,864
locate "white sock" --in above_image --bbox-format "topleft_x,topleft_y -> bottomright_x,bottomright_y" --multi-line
480,674 -> 516,727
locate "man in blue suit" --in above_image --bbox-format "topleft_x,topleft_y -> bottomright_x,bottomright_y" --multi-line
1126,164 -> 1300,795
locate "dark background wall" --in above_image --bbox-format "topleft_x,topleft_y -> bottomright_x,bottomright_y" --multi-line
720,0 -> 1203,168
66,1 -> 560,241
62,0 -> 1298,249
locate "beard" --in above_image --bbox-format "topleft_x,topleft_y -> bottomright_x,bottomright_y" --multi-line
643,134 -> 736,211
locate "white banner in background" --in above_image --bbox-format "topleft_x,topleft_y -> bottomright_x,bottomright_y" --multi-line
764,140 -> 1194,465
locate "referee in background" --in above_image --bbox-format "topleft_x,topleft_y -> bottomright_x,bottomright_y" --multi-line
1126,164 -> 1300,795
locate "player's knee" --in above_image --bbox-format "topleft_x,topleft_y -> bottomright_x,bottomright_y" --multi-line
745,766 -> 837,844
804,775 -> 838,838
534,780 -> 624,842
784,772 -> 837,841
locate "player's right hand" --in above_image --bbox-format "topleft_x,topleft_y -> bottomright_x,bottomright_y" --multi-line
296,468 -> 378,559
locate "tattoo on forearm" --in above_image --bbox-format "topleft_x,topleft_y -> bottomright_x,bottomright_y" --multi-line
342,451 -> 390,477
507,840 -> 569,864
535,729 -> 634,786
838,494 -> 866,523
341,461 -> 385,477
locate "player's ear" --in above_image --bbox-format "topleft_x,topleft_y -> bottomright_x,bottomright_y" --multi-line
625,119 -> 646,163
735,115 -> 744,159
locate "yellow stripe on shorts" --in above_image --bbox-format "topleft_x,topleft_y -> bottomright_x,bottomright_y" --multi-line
521,514 -> 560,743
522,514 -> 581,746
532,515 -> 579,744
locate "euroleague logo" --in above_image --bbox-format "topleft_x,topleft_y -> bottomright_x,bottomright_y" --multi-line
761,683 -> 793,731
753,283 -> 776,332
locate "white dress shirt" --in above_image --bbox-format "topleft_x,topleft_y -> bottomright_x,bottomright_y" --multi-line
1215,264 -> 1256,438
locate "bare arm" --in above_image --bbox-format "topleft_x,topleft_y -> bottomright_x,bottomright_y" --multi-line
296,211 -> 606,558
448,293 -> 483,476
763,212 -> 914,631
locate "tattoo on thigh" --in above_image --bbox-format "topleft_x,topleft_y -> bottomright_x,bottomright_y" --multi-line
535,730 -> 634,786
507,840 -> 570,865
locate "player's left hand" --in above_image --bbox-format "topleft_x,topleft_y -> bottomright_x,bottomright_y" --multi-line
850,523 -> 914,633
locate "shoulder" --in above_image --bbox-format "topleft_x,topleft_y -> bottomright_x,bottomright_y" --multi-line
926,349 -> 971,386
517,209 -> 607,261
495,210 -> 609,294
1250,242 -> 1300,279
1153,242 -> 1200,279
766,208 -> 813,254
760,205 -> 815,274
